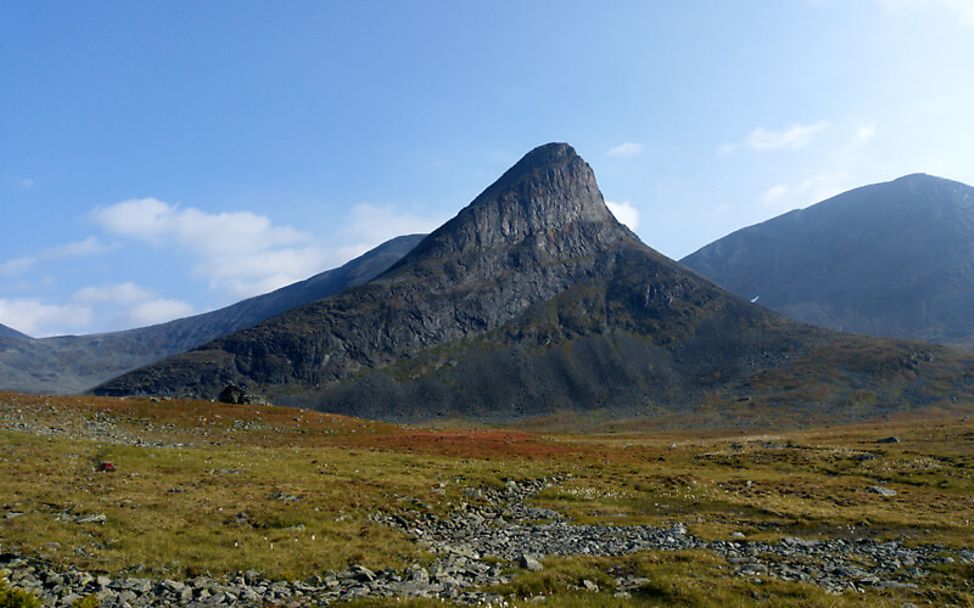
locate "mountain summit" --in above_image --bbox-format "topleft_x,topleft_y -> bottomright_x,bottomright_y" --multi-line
96,145 -> 974,424
682,173 -> 974,347
393,142 -> 627,266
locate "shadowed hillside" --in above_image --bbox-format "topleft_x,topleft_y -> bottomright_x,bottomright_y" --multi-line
683,174 -> 974,348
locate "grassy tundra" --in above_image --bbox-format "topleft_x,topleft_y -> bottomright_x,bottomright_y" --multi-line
1,392 -> 972,606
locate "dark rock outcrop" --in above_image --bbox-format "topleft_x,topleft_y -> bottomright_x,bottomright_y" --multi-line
682,174 -> 974,348
94,145 -> 974,423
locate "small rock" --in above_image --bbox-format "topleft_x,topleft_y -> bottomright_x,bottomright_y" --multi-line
876,436 -> 900,444
867,486 -> 897,497
581,579 -> 599,592
350,564 -> 375,582
519,554 -> 543,572
74,513 -> 107,524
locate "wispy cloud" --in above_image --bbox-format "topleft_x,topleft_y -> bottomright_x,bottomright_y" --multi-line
91,198 -> 329,298
851,124 -> 877,145
878,0 -> 974,27
0,298 -> 93,337
0,281 -> 196,336
744,121 -> 829,151
759,171 -> 851,212
73,282 -> 155,305
82,283 -> 196,330
606,200 -> 640,230
72,282 -> 195,329
20,178 -> 34,189
719,121 -> 829,155
125,298 -> 195,326
329,203 -> 446,264
606,142 -> 645,158
760,185 -> 790,206
0,236 -> 113,278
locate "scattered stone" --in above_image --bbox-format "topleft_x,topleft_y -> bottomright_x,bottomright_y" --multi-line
0,475 -> 964,605
876,436 -> 900,444
270,491 -> 303,503
519,554 -> 543,572
868,486 -> 897,497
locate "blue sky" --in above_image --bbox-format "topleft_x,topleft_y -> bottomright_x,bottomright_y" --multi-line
2,0 -> 973,337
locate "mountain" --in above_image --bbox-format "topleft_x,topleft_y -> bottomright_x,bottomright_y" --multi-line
0,235 -> 423,394
94,145 -> 974,424
0,324 -> 30,340
682,174 -> 974,348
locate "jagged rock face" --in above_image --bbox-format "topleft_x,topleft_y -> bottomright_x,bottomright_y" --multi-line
95,145 -> 974,423
404,143 -> 621,261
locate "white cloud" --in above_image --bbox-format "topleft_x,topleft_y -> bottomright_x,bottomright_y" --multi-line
606,200 -> 640,230
796,171 -> 851,203
347,203 -> 446,243
0,284 -> 195,335
851,124 -> 877,145
73,282 -> 154,305
0,298 -> 93,337
45,236 -> 113,258
20,178 -> 33,189
88,197 -> 447,303
607,142 -> 645,158
71,282 -> 194,329
744,121 -> 829,151
0,257 -> 36,277
759,171 -> 851,212
878,0 -> 974,27
125,298 -> 195,327
760,185 -> 790,206
91,198 -> 329,299
330,203 -> 447,266
716,142 -> 739,156
0,236 -> 112,278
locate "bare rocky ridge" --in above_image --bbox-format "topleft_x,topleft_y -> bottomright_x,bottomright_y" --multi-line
682,174 -> 974,348
94,144 -> 974,423
0,235 -> 423,395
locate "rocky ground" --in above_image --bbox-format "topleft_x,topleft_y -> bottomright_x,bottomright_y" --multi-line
3,476 -> 971,606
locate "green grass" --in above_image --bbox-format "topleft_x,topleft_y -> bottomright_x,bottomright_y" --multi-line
0,577 -> 42,608
1,391 -> 972,606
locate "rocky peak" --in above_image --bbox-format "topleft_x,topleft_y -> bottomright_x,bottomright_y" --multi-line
399,143 -> 627,265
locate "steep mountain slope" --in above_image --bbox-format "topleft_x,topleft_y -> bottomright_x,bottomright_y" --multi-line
95,146 -> 974,423
682,174 -> 974,348
0,324 -> 30,340
0,235 -> 423,394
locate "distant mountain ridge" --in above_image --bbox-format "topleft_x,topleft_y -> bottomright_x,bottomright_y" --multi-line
0,234 -> 424,394
0,324 -> 30,340
682,173 -> 974,347
95,145 -> 974,425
